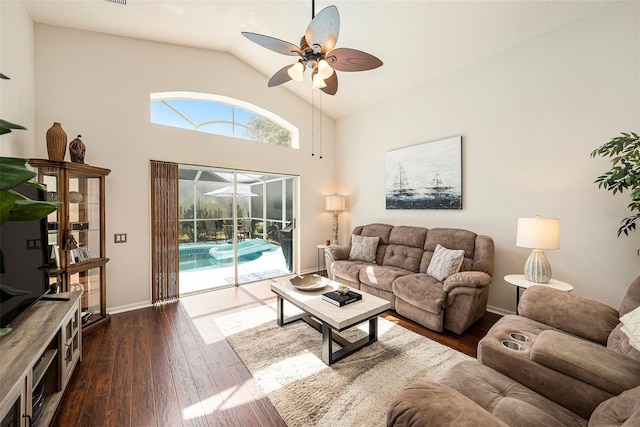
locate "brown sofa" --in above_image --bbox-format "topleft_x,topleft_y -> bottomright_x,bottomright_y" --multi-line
324,223 -> 494,334
387,276 -> 640,426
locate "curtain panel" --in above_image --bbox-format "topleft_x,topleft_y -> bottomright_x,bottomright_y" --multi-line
150,160 -> 179,303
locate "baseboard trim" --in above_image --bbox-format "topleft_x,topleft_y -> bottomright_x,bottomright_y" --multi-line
108,300 -> 152,315
487,304 -> 514,316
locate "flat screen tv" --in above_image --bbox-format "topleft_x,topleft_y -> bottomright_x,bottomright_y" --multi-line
0,183 -> 51,329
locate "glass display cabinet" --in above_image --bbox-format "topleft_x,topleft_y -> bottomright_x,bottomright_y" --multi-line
29,159 -> 111,335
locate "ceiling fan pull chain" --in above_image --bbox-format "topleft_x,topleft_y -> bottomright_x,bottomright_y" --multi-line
311,88 -> 315,157
319,92 -> 323,159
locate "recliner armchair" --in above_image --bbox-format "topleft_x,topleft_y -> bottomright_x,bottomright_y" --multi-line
477,276 -> 640,419
387,276 -> 640,426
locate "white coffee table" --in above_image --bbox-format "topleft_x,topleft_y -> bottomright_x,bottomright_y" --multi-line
271,279 -> 391,365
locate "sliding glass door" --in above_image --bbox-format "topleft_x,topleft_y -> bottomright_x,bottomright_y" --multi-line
177,165 -> 296,294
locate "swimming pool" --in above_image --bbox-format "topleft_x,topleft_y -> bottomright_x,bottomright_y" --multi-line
179,239 -> 274,270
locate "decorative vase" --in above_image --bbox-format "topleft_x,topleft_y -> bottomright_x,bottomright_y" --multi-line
69,134 -> 86,164
46,122 -> 67,161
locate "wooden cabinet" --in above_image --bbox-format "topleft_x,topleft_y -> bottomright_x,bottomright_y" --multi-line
29,159 -> 111,335
0,291 -> 82,427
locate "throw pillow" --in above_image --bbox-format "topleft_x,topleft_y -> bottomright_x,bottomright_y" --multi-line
620,306 -> 640,352
426,244 -> 465,282
349,234 -> 380,263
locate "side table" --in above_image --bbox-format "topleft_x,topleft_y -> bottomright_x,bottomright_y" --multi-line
504,274 -> 573,313
317,244 -> 329,276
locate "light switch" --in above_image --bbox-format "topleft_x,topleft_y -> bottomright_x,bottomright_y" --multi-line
114,233 -> 127,243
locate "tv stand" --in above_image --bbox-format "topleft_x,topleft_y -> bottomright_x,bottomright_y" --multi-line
41,296 -> 71,302
0,291 -> 82,427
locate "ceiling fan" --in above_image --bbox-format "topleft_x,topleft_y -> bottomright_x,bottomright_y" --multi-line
241,2 -> 383,96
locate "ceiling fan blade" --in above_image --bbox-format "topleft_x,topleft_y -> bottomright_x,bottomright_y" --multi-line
327,48 -> 383,72
305,5 -> 340,53
320,72 -> 338,96
242,32 -> 301,56
268,65 -> 294,87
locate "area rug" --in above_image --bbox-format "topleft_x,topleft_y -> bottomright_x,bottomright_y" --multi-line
214,304 -> 472,426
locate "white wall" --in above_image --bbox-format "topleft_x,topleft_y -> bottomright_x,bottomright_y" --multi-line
336,1 -> 640,313
0,0 -> 35,158
34,25 -> 336,310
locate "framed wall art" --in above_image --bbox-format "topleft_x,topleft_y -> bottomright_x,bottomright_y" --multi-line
385,135 -> 462,210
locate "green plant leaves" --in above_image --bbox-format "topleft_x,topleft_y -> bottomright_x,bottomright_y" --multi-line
0,158 -> 59,226
592,132 -> 640,243
0,158 -> 36,191
0,119 -> 27,135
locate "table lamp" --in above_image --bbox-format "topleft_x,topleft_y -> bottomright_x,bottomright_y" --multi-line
325,195 -> 346,245
516,215 -> 560,284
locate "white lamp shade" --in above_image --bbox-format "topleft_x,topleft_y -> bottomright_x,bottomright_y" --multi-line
516,217 -> 560,250
325,195 -> 346,211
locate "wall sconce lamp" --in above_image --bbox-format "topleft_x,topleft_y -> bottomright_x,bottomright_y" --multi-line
516,215 -> 560,284
325,195 -> 346,245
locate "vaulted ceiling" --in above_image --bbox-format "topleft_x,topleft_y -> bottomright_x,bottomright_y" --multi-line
24,0 -> 614,119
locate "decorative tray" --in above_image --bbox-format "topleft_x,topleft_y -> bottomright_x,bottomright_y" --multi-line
290,275 -> 329,291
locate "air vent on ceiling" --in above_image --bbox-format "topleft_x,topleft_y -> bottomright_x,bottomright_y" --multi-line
104,0 -> 126,5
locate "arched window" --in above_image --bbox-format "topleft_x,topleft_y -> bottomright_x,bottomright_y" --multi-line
150,92 -> 299,148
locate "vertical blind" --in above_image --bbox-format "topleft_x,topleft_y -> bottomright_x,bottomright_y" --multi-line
150,160 -> 179,303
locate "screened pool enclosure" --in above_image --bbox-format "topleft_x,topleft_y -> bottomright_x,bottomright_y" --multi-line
178,165 -> 296,294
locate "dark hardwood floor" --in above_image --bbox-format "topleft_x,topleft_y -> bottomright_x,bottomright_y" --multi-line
53,278 -> 500,427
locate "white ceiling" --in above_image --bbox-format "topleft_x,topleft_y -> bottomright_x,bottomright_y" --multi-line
24,0 -> 615,120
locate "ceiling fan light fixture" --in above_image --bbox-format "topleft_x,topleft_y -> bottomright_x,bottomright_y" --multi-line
312,69 -> 327,89
242,4 -> 381,95
287,61 -> 305,81
317,59 -> 334,79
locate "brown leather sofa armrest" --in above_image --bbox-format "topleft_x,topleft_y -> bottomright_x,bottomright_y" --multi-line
443,271 -> 492,292
324,245 -> 350,280
324,245 -> 349,262
386,382 -> 508,427
518,286 -> 619,345
531,330 -> 640,395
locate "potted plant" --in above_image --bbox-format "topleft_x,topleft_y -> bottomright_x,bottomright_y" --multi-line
591,132 -> 640,247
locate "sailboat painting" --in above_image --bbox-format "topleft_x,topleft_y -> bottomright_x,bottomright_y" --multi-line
385,136 -> 462,209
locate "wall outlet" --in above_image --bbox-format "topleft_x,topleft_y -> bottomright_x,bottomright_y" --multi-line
114,233 -> 127,243
26,239 -> 42,250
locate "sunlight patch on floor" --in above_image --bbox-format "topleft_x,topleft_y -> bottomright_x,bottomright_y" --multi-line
253,351 -> 327,394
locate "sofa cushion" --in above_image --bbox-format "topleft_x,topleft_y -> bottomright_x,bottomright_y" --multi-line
589,385 -> 640,426
387,381 -> 509,427
518,286 -> 619,345
388,225 -> 427,248
387,381 -> 510,427
393,273 -> 446,315
331,260 -> 368,284
348,234 -> 380,263
424,228 -> 476,256
382,244 -> 423,272
426,244 -> 464,281
439,361 -> 588,427
531,330 -> 640,395
420,228 -> 476,273
359,265 -> 413,293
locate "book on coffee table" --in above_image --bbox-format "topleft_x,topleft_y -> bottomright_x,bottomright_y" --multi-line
322,290 -> 363,307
